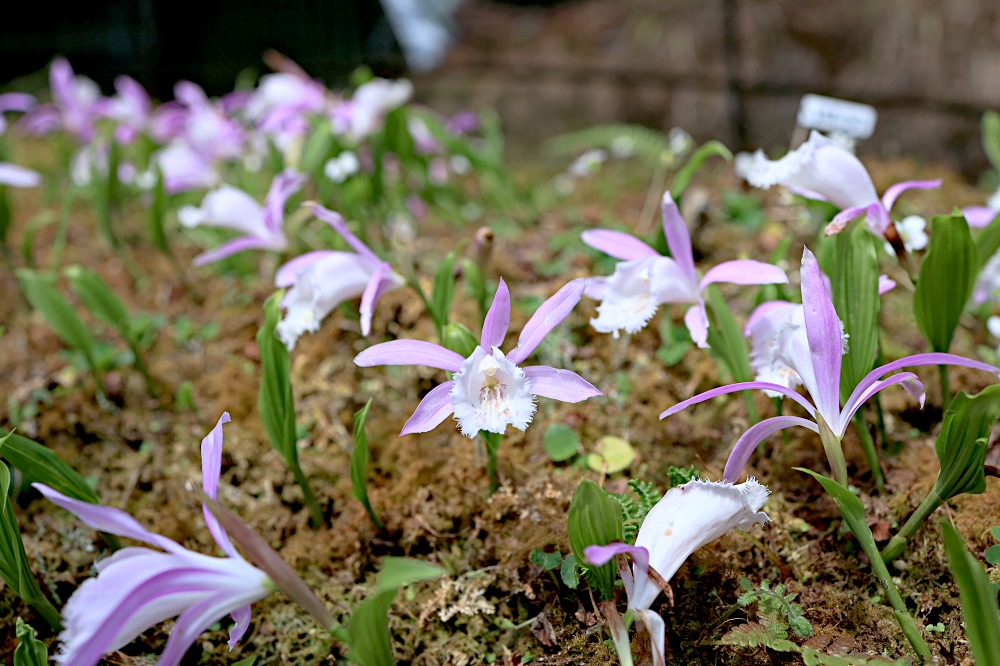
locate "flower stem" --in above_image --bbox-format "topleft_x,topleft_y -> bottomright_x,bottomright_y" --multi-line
880,491 -> 942,563
289,457 -> 325,528
742,392 -> 760,425
818,417 -> 848,486
853,412 -> 884,493
482,431 -> 503,494
938,364 -> 951,410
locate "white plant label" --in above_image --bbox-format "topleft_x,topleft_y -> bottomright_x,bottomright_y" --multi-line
797,94 -> 877,140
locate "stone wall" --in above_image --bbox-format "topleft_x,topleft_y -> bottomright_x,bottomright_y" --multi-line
413,0 -> 1000,175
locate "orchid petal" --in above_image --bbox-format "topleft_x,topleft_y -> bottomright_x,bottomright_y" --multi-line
275,251 -> 336,287
200,413 -> 239,559
0,163 -> 42,188
522,365 -> 602,402
660,193 -> 697,284
355,339 -> 464,372
226,604 -> 252,648
799,248 -> 843,425
508,279 -> 585,365
723,416 -> 818,482
699,260 -> 788,289
157,595 -> 252,666
33,483 -> 183,554
837,372 -> 924,436
962,205 -> 998,229
878,275 -> 896,295
824,204 -> 870,236
660,381 -> 817,420
881,179 -> 942,212
400,381 -> 455,435
481,278 -> 511,348
192,236 -> 275,266
262,169 -> 306,234
744,300 -> 797,336
581,229 -> 659,261
309,203 -> 378,261
847,353 -> 1000,416
635,610 -> 667,666
0,92 -> 35,114
359,262 -> 398,336
584,542 -> 649,604
683,303 -> 710,349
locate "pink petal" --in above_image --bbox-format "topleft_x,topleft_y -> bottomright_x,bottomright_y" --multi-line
881,179 -> 942,212
263,169 -> 307,234
192,236 -> 275,266
799,248 -> 843,425
962,205 -> 998,229
508,279 -> 585,365
837,373 -> 923,436
275,251 -> 337,287
660,380 -> 818,420
522,365 -> 602,403
723,416 -> 818,482
0,163 -> 41,188
355,339 -> 464,372
683,303 -> 710,349
400,381 -> 455,435
310,204 -> 378,261
481,278 -> 511,348
581,229 -> 659,261
660,193 -> 697,284
700,259 -> 788,289
359,262 -> 398,336
200,413 -> 239,559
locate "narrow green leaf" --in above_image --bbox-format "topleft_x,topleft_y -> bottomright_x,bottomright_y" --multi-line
940,520 -> 1000,666
833,224 -> 880,399
257,292 -> 297,463
147,168 -> 170,254
914,214 -> 977,353
16,269 -> 100,377
460,258 -> 488,319
430,251 -> 458,330
704,286 -> 752,382
351,399 -> 382,530
0,431 -> 99,504
671,140 -> 732,200
0,186 -> 11,248
567,479 -> 624,602
982,111 -> 1000,173
13,617 -> 47,666
92,140 -> 121,248
299,121 -> 334,173
347,557 -> 445,666
933,386 -> 1000,500
64,266 -> 133,340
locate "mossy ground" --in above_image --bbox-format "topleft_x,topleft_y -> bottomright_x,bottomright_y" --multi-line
0,143 -> 997,665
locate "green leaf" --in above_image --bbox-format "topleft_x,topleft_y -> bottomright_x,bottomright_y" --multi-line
940,520 -> 1000,666
585,436 -> 635,474
542,424 -> 579,462
560,554 -> 579,588
347,557 -> 445,666
13,617 -> 47,666
982,111 -> 1000,173
832,224 -> 880,399
914,214 -> 977,353
257,292 -> 297,464
933,386 -> 1000,501
0,186 -> 11,248
441,322 -> 478,358
567,479 -> 624,602
64,266 -> 134,341
299,121 -> 334,173
351,399 -> 383,530
0,451 -> 61,629
985,544 -> 1000,566
92,139 -> 121,248
147,168 -> 170,254
16,269 -> 101,378
0,431 -> 99,504
460,258 -> 488,319
430,251 -> 458,331
230,658 -> 257,666
530,547 -> 562,571
704,286 -> 752,382
974,208 -> 1000,272
671,140 -> 732,200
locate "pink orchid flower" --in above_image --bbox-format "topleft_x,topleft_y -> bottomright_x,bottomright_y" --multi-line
662,247 -> 1000,483
736,130 -> 941,240
35,413 -> 271,666
20,58 -> 102,141
274,204 -> 404,349
179,169 -> 306,264
585,478 -> 771,666
355,278 -> 602,437
583,192 -> 788,347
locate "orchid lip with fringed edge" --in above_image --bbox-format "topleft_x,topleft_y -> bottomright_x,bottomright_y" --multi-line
735,130 -> 941,239
354,278 -> 602,438
178,168 -> 306,265
584,478 -> 771,666
274,203 -> 404,349
34,413 -> 272,666
583,192 -> 788,347
660,247 -> 1000,483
